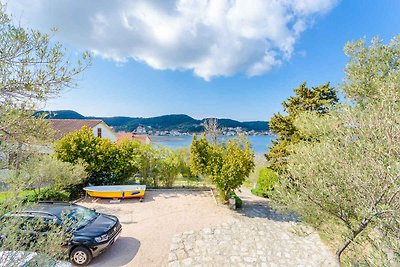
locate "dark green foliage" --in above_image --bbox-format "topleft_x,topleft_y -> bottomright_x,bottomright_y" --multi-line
38,110 -> 269,132
54,127 -> 140,185
234,195 -> 243,209
34,110 -> 85,119
55,127 -> 194,187
251,167 -> 278,198
265,82 -> 338,173
227,192 -> 243,209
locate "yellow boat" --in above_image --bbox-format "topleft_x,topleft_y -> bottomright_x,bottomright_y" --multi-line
83,185 -> 146,199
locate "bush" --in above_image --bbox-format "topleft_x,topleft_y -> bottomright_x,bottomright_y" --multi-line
251,167 -> 278,198
227,192 -> 243,209
234,195 -> 243,209
190,135 -> 255,201
22,188 -> 70,203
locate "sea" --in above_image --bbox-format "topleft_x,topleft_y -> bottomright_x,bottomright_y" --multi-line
150,135 -> 276,156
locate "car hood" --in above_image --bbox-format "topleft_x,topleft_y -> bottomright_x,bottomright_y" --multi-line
73,214 -> 117,237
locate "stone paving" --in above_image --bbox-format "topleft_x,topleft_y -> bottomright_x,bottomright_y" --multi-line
167,188 -> 338,267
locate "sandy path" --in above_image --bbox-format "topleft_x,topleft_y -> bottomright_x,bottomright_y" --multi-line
78,190 -> 234,267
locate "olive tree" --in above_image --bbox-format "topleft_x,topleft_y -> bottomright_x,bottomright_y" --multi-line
0,5 -> 89,264
0,3 -> 90,169
275,36 -> 400,265
6,156 -> 87,196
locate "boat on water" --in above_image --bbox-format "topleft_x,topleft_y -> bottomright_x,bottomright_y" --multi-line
83,185 -> 146,199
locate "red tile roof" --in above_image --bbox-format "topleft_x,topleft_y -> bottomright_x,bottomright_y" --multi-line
48,119 -> 102,139
117,132 -> 152,144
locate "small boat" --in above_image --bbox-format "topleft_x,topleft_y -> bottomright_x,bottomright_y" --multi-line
83,185 -> 146,199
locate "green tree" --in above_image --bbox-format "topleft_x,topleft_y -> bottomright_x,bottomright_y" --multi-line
275,36 -> 400,265
133,143 -> 160,186
0,4 -> 90,168
190,135 -> 255,200
175,147 -> 196,182
265,82 -> 338,173
54,127 -> 139,185
155,148 -> 184,187
0,5 -> 89,264
10,156 -> 87,194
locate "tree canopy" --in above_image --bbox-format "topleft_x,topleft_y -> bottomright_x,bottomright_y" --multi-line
266,82 -> 338,173
0,4 -> 90,169
190,135 -> 255,200
274,36 -> 400,265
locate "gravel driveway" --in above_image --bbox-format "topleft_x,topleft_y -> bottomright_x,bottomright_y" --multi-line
78,188 -> 337,267
78,189 -> 234,266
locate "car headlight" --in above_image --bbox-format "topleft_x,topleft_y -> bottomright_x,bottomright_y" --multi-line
94,234 -> 108,243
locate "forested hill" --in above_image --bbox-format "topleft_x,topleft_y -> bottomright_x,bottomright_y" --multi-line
36,110 -> 269,132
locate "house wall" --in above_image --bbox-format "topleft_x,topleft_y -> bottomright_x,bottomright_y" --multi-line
92,122 -> 117,142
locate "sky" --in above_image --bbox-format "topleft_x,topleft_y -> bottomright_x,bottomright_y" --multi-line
6,0 -> 400,121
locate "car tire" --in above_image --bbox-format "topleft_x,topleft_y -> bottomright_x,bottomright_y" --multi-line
70,246 -> 92,266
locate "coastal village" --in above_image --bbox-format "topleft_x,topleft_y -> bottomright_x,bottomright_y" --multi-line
0,1 -> 398,267
133,124 -> 272,137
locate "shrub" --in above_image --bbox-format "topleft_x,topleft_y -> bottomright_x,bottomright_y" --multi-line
22,188 -> 70,203
251,167 -> 278,198
234,195 -> 243,209
54,127 -> 141,185
227,193 -> 243,209
190,135 -> 255,200
10,156 -> 87,195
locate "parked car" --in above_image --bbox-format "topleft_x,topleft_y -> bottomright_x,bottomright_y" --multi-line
0,202 -> 122,266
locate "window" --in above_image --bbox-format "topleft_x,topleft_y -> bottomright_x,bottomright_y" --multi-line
97,128 -> 102,138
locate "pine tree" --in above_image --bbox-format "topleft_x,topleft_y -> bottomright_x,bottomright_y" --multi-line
266,82 -> 338,173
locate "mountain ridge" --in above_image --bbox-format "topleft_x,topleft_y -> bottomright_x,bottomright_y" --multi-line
36,110 -> 269,133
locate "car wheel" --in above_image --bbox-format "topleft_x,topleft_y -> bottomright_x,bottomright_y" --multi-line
70,246 -> 92,266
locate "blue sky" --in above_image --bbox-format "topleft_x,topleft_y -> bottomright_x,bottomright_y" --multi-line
7,0 -> 400,121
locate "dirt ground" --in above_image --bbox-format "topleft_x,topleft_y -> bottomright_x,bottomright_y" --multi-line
78,189 -> 234,267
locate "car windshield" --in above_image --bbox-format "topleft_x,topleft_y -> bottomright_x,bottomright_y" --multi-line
63,206 -> 98,229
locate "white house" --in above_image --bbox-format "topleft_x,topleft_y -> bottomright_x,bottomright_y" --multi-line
48,119 -> 117,142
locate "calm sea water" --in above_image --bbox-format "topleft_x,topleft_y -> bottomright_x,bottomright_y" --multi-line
151,135 -> 276,155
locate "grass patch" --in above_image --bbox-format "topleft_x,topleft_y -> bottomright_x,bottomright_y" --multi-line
173,176 -> 212,187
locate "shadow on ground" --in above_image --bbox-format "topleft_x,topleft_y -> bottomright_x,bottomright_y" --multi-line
235,188 -> 299,222
89,237 -> 140,266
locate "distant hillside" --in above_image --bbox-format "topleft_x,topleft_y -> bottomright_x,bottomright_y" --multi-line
37,110 -> 269,132
35,110 -> 85,119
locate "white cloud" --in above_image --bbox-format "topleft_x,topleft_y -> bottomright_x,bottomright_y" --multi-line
7,0 -> 337,80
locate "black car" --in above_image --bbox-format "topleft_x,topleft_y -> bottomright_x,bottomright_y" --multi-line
1,202 -> 122,266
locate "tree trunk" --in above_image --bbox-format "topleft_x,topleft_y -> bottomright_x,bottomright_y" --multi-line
335,218 -> 369,265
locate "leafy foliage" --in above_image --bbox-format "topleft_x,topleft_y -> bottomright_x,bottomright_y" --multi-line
275,36 -> 400,265
15,156 -> 86,192
54,126 -> 193,187
251,167 -> 278,198
265,82 -> 338,173
0,5 -> 90,158
54,126 -> 140,185
0,201 -> 74,265
190,135 -> 255,200
0,6 -> 88,265
22,188 -> 70,203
